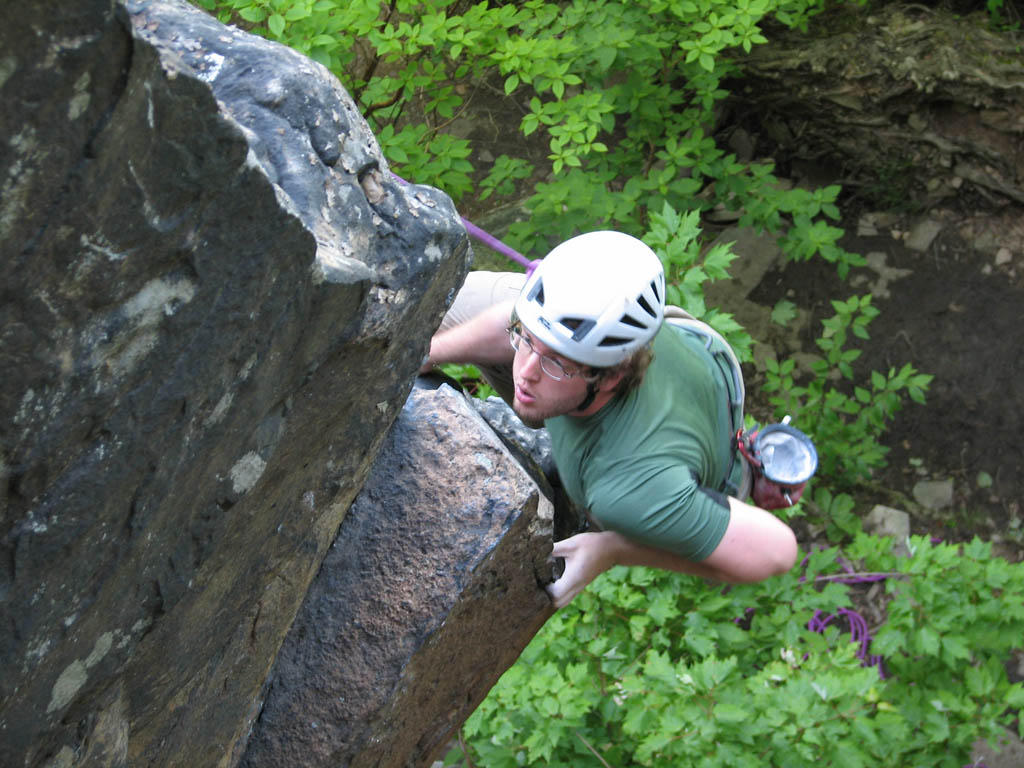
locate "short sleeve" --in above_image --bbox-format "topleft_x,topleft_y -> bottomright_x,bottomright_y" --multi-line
585,461 -> 731,562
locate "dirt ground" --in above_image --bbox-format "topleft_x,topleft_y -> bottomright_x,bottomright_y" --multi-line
745,204 -> 1024,558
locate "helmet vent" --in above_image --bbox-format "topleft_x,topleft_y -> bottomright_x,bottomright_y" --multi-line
620,314 -> 647,329
562,317 -> 596,341
598,336 -> 631,347
527,280 -> 545,305
637,295 -> 657,318
649,280 -> 662,303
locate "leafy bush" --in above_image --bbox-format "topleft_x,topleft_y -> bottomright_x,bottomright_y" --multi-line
193,0 -> 862,278
448,536 -> 1024,767
643,203 -> 752,362
763,294 -> 932,485
439,362 -> 497,400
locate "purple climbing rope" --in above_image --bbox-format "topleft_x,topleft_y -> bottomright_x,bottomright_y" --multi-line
805,575 -> 990,768
390,173 -> 542,275
800,550 -> 889,677
808,607 -> 885,677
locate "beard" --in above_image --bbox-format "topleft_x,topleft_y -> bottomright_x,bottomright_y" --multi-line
512,381 -> 588,425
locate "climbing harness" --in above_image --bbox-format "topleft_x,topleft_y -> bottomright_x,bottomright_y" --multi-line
665,315 -> 747,497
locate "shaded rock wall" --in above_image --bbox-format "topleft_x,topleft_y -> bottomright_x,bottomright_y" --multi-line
732,4 -> 1024,208
0,1 -> 471,765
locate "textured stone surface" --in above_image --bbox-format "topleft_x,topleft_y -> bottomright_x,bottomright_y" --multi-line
470,394 -> 584,542
737,5 -> 1024,208
472,395 -> 555,478
0,1 -> 469,765
912,478 -> 955,510
864,504 -> 912,557
241,384 -> 555,768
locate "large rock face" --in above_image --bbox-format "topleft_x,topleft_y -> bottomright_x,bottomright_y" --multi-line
0,1 -> 472,765
241,383 -> 555,768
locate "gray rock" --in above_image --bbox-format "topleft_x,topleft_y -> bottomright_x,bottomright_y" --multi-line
0,1 -> 468,765
857,251 -> 912,299
863,504 -> 912,556
470,395 -> 584,542
473,396 -> 555,477
856,217 -> 879,237
913,478 -> 955,510
972,729 -> 1024,768
905,218 -> 943,252
240,385 -> 555,768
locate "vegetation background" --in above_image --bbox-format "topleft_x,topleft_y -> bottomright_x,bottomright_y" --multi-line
192,0 -> 1024,764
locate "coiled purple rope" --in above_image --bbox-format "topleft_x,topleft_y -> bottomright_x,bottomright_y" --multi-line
801,554 -> 988,766
801,551 -> 887,677
390,173 -> 541,275
808,607 -> 885,676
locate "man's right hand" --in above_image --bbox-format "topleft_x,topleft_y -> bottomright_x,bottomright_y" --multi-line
546,532 -> 617,609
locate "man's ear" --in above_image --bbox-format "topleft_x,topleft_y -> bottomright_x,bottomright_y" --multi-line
595,367 -> 626,393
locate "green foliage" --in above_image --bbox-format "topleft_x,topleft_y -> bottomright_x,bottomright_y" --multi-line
763,294 -> 933,485
770,298 -> 798,327
811,486 -> 862,540
194,0 -> 858,277
439,363 -> 497,400
479,155 -> 535,202
452,537 -> 1024,767
644,203 -> 752,362
985,0 -> 1021,31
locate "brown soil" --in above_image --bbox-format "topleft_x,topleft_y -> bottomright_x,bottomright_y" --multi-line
747,206 -> 1024,556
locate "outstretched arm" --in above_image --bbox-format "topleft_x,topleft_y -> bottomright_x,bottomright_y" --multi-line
422,300 -> 517,371
546,496 -> 798,608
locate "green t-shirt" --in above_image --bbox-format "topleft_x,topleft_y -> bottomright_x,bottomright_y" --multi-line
546,324 -> 741,561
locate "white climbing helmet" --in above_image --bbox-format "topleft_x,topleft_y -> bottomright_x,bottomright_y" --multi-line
514,231 -> 666,368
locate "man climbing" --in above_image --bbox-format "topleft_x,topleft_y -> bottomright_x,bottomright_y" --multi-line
422,230 -> 799,608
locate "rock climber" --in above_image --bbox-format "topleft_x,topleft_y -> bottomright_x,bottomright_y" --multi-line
422,230 -> 799,608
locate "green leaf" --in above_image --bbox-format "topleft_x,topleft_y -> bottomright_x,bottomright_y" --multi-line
1006,683 -> 1024,708
267,13 -> 286,36
714,702 -> 749,723
941,634 -> 972,661
770,300 -> 797,326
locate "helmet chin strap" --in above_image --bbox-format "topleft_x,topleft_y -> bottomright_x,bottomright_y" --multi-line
574,376 -> 602,413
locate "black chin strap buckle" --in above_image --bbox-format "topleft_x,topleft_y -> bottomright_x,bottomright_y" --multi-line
575,376 -> 603,413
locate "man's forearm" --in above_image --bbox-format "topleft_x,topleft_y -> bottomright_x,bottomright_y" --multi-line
595,530 -> 730,581
547,529 -> 728,609
548,499 -> 797,608
425,300 -> 516,368
599,496 -> 798,584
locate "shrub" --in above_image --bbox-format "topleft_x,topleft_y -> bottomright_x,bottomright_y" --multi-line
449,536 -> 1024,767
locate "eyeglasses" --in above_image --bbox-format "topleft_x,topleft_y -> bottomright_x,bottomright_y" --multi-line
508,325 -> 584,381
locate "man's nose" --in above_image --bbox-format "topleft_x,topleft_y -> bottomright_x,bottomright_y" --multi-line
519,347 -> 543,380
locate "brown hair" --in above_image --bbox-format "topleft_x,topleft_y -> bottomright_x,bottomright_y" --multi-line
596,345 -> 655,398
